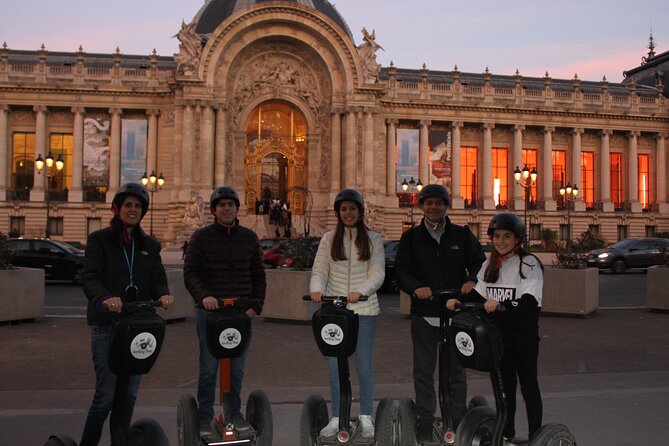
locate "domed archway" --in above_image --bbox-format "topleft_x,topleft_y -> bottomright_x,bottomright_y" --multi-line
244,101 -> 308,214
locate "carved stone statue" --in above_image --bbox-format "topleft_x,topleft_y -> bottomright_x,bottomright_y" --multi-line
174,20 -> 203,75
357,27 -> 384,83
182,191 -> 205,228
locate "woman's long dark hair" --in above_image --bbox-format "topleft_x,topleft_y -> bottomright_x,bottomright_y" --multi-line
109,216 -> 145,248
331,210 -> 372,262
484,244 -> 543,283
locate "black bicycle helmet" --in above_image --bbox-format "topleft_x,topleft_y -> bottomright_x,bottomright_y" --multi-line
112,183 -> 150,217
418,184 -> 450,206
487,213 -> 525,239
210,186 -> 240,209
334,188 -> 364,212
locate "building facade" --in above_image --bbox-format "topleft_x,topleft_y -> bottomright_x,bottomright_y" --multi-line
1,0 -> 668,245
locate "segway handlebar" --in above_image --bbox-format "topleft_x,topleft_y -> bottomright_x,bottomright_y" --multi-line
302,294 -> 369,303
411,288 -> 461,299
122,300 -> 163,311
454,301 -> 506,312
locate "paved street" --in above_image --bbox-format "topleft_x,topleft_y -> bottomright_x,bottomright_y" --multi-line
1,254 -> 668,445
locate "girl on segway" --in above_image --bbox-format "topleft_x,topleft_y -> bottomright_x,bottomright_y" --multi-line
309,189 -> 385,438
80,182 -> 174,446
447,212 -> 544,443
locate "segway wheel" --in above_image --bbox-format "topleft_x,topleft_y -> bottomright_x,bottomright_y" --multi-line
529,423 -> 576,445
467,395 -> 489,409
44,434 -> 77,446
374,397 -> 396,445
396,398 -> 417,446
299,394 -> 329,446
455,406 -> 495,446
127,418 -> 170,446
177,394 -> 200,446
247,389 -> 274,446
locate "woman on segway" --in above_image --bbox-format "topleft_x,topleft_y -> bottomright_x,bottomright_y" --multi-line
80,182 -> 174,446
447,212 -> 544,443
309,189 -> 385,438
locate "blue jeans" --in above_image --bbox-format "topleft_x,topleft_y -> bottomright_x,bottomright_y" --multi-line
328,315 -> 377,416
196,309 -> 249,420
80,325 -> 141,446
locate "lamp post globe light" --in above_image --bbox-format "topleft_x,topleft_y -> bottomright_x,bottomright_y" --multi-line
401,176 -> 423,228
140,170 -> 165,237
514,165 -> 538,246
559,181 -> 579,252
35,152 -> 65,238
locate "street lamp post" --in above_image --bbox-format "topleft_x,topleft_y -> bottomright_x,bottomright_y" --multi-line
140,170 -> 165,237
514,165 -> 538,246
35,152 -> 64,238
401,176 -> 423,227
559,182 -> 579,252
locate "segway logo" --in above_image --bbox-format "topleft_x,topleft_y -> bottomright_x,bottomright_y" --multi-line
219,328 -> 242,349
455,331 -> 474,357
130,332 -> 157,360
321,323 -> 344,345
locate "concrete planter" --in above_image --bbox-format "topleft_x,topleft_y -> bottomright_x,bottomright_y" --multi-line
542,267 -> 599,316
164,269 -> 195,321
647,266 -> 669,311
262,269 -> 319,322
0,268 -> 45,322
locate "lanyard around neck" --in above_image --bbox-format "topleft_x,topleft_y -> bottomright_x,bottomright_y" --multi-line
123,239 -> 136,286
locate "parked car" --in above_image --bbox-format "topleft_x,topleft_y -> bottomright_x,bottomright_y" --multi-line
259,237 -> 282,252
382,240 -> 400,293
586,237 -> 669,273
6,238 -> 85,283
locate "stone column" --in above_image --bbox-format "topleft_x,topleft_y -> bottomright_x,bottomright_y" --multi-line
450,121 -> 464,209
146,109 -> 159,175
658,132 -> 669,214
542,127 -> 556,210
214,105 -> 227,188
106,108 -> 122,202
0,105 -> 8,201
343,108 -> 357,188
571,128 -> 585,211
31,106 -> 47,201
331,109 -> 342,192
200,104 -> 215,191
69,107 -> 85,202
599,129 -> 613,212
628,131 -> 641,212
181,103 -> 194,192
386,118 -> 397,196
419,120 -> 431,185
364,109 -> 375,190
481,122 -> 495,209
512,125 -> 525,210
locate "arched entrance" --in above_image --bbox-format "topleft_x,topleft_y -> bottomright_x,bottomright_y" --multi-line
244,101 -> 308,214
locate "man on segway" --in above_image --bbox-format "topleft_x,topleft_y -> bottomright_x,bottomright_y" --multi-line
184,186 -> 267,436
394,183 -> 486,442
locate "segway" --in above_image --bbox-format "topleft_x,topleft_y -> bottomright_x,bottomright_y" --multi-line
177,297 -> 272,446
299,295 -> 395,445
46,299 -> 169,446
451,301 -> 576,446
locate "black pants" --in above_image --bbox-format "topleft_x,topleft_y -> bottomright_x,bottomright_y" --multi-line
500,338 -> 542,439
411,315 -> 467,428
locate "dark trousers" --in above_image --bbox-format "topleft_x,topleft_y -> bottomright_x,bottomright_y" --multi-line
411,315 -> 467,428
500,338 -> 542,439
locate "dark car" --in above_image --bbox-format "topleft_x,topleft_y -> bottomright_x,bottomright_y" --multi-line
586,237 -> 669,273
7,238 -> 85,283
382,240 -> 400,293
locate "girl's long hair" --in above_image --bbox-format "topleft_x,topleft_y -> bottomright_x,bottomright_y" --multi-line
109,216 -> 145,249
484,243 -> 543,283
331,211 -> 372,262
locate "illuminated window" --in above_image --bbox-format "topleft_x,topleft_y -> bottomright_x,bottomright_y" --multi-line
492,148 -> 508,207
11,132 -> 35,199
461,147 -> 478,208
552,150 -> 566,205
49,133 -> 73,199
246,101 -> 307,152
610,153 -> 623,208
521,149 -> 538,204
638,154 -> 650,208
581,152 -> 595,208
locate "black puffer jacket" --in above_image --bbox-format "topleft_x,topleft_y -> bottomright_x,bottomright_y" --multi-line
184,220 -> 266,315
82,226 -> 169,326
394,217 -> 485,317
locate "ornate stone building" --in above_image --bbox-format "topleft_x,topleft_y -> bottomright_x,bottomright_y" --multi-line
1,0 -> 668,245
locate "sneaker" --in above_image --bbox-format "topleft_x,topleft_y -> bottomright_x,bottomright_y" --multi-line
503,436 -> 517,445
198,417 -> 213,437
359,415 -> 374,437
319,417 -> 340,437
232,413 -> 251,433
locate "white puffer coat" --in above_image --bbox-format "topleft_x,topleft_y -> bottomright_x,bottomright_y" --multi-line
310,227 -> 385,316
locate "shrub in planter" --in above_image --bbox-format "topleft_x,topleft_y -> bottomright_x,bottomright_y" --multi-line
553,230 -> 607,269
0,232 -> 16,270
279,236 -> 321,270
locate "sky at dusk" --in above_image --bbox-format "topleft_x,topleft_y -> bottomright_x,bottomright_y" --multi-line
1,0 -> 667,83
